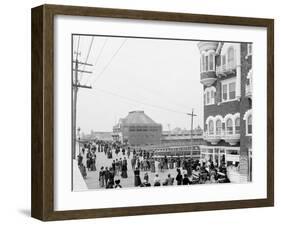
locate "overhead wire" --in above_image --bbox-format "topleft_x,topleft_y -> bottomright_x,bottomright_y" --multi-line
83,37 -> 108,85
94,87 -> 188,115
91,38 -> 127,85
78,36 -> 94,83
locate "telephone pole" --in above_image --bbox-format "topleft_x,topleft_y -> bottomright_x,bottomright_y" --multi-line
186,109 -> 197,150
72,52 -> 93,159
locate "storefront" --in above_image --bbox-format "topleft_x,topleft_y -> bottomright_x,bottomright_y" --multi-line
200,145 -> 240,167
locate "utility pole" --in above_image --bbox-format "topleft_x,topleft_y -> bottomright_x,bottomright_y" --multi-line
72,52 -> 93,159
186,109 -> 197,151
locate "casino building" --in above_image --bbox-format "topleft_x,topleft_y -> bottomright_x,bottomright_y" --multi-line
197,41 -> 252,182
112,111 -> 162,146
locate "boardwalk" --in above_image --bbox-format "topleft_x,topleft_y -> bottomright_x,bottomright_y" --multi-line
83,149 -> 183,190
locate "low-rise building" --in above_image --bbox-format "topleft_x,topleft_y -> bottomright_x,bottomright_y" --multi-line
113,111 -> 162,146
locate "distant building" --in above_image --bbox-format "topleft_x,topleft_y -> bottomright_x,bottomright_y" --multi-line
81,131 -> 113,141
113,111 -> 162,146
161,126 -> 204,146
197,41 -> 252,182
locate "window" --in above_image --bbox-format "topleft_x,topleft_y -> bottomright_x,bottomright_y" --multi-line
247,115 -> 252,134
208,120 -> 214,135
211,90 -> 215,100
221,78 -> 237,102
209,52 -> 215,71
204,87 -> 216,105
205,55 -> 209,71
216,120 -> 222,135
226,118 -> 233,135
247,44 -> 252,56
222,55 -> 226,66
201,55 -> 204,72
204,93 -> 206,105
227,47 -> 235,68
235,118 -> 240,134
206,92 -> 210,104
229,82 -> 236,100
222,84 -> 228,101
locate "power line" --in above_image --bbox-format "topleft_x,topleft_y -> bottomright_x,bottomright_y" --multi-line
94,87 -> 187,115
94,38 -> 108,66
83,37 -> 108,85
129,83 -> 192,111
79,36 -> 94,82
92,39 -> 127,85
72,35 -> 93,159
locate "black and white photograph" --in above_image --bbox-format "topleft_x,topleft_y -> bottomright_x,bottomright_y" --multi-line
72,35 -> 253,191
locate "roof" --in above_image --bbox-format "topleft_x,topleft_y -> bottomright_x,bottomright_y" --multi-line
122,111 -> 159,125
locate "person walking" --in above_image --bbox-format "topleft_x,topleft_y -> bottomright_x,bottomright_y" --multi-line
121,157 -> 128,178
176,168 -> 183,185
134,167 -> 142,187
99,167 -> 105,188
112,160 -> 116,175
104,167 -> 110,187
91,156 -> 96,171
106,167 -> 115,189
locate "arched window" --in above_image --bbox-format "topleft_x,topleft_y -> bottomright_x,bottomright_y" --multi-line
227,47 -> 235,68
209,120 -> 214,135
216,120 -> 222,135
247,115 -> 252,134
226,118 -> 233,135
235,117 -> 240,134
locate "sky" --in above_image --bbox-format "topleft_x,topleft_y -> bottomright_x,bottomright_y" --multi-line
73,35 -> 203,133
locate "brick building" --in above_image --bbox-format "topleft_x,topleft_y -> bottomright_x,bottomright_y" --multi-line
197,41 -> 252,182
112,111 -> 162,146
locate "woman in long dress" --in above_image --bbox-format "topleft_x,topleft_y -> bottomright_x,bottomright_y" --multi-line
91,156 -> 96,171
121,158 -> 128,178
155,159 -> 160,173
99,167 -> 105,188
176,168 -> 183,185
150,159 -> 155,173
134,167 -> 142,187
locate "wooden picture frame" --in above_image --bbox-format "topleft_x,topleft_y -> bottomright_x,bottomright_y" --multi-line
31,4 -> 274,221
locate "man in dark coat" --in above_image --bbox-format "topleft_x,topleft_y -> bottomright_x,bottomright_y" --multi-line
134,167 -> 142,186
176,168 -> 183,185
104,167 -> 110,187
121,157 -> 128,178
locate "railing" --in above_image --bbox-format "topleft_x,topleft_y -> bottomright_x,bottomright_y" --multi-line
204,130 -> 240,145
203,132 -> 222,145
216,63 -> 236,75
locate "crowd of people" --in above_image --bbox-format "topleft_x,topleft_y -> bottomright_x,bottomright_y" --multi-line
76,140 -> 231,190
